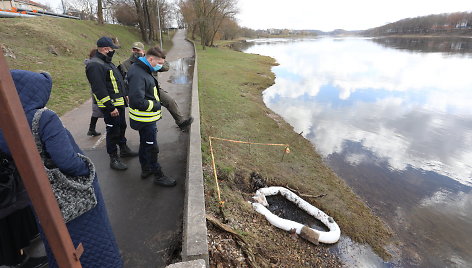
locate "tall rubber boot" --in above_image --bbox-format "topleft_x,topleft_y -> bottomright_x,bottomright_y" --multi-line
87,116 -> 101,136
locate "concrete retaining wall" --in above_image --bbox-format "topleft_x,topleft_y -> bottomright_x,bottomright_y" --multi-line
182,39 -> 209,267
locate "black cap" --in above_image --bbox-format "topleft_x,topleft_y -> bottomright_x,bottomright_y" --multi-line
97,36 -> 119,49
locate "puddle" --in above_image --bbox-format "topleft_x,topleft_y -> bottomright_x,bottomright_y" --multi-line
266,194 -> 395,267
167,57 -> 194,84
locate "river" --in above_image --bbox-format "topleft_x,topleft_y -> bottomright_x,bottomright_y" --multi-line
239,36 -> 472,267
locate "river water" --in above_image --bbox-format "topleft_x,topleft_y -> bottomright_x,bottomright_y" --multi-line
240,37 -> 472,267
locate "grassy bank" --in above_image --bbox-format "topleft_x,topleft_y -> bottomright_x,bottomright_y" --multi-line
1,17 -> 173,115
197,45 -> 393,266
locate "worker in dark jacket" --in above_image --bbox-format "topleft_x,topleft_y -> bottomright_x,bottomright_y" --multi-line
118,42 -> 193,131
85,36 -> 138,170
127,46 -> 176,186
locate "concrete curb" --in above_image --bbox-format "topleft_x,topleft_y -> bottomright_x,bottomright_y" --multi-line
182,39 -> 209,266
166,259 -> 206,268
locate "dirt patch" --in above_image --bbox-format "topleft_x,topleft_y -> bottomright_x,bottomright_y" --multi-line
206,172 -> 342,267
1,43 -> 16,59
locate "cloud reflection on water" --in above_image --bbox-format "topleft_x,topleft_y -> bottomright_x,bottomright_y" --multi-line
245,38 -> 472,186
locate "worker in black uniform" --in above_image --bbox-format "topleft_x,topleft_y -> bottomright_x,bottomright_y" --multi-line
85,36 -> 138,170
127,46 -> 176,187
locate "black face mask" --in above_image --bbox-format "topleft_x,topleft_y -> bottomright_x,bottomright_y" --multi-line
133,52 -> 144,58
107,50 -> 115,58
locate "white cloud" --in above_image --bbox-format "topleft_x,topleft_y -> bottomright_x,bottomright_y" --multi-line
237,0 -> 472,31
247,38 -> 472,186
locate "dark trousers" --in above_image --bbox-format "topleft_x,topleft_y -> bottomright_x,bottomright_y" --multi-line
103,106 -> 127,155
138,123 -> 161,172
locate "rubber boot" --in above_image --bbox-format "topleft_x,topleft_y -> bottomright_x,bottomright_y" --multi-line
153,169 -> 176,187
87,116 -> 101,136
110,154 -> 127,170
119,144 -> 138,158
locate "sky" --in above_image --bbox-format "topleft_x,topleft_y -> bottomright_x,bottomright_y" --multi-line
35,0 -> 471,31
236,0 -> 472,31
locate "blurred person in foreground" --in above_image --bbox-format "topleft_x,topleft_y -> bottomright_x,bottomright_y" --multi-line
0,70 -> 123,268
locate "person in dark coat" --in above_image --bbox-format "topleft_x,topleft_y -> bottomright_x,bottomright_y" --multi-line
127,46 -> 176,186
0,70 -> 123,268
85,36 -> 138,171
118,42 -> 193,131
85,48 -> 103,137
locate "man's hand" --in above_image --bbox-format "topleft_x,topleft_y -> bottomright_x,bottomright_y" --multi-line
110,108 -> 119,117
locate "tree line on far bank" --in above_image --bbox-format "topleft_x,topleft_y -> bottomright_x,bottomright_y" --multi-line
364,11 -> 472,36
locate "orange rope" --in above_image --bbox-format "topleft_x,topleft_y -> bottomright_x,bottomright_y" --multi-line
210,136 -> 289,147
209,137 -> 224,207
209,136 -> 290,208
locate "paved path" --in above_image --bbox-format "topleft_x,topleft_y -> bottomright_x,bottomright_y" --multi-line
60,29 -> 195,267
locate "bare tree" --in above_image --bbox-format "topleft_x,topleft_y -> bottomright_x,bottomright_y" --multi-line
132,0 -> 173,43
178,0 -> 238,49
63,0 -> 96,20
178,0 -> 198,39
97,0 -> 104,24
114,1 -> 139,26
219,17 -> 239,40
133,0 -> 148,42
208,0 -> 237,46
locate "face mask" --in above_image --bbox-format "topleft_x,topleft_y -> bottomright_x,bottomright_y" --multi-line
106,50 -> 115,58
133,52 -> 144,58
152,64 -> 163,72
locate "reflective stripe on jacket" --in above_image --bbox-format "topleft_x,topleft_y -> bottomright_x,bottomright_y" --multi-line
127,59 -> 162,128
85,52 -> 127,112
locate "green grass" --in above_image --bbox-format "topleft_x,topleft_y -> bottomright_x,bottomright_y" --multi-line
1,17 -> 174,115
198,45 -> 393,261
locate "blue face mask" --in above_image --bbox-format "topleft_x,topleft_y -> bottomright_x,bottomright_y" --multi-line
138,56 -> 163,72
152,64 -> 163,72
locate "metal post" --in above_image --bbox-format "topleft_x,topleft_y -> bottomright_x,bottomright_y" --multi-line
0,54 -> 82,267
157,1 -> 163,48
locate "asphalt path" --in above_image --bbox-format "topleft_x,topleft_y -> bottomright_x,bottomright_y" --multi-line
60,29 -> 195,267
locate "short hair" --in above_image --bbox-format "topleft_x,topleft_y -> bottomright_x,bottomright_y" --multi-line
146,46 -> 166,59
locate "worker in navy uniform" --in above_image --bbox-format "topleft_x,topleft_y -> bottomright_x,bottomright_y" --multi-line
118,42 -> 193,131
127,46 -> 176,186
85,36 -> 138,170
